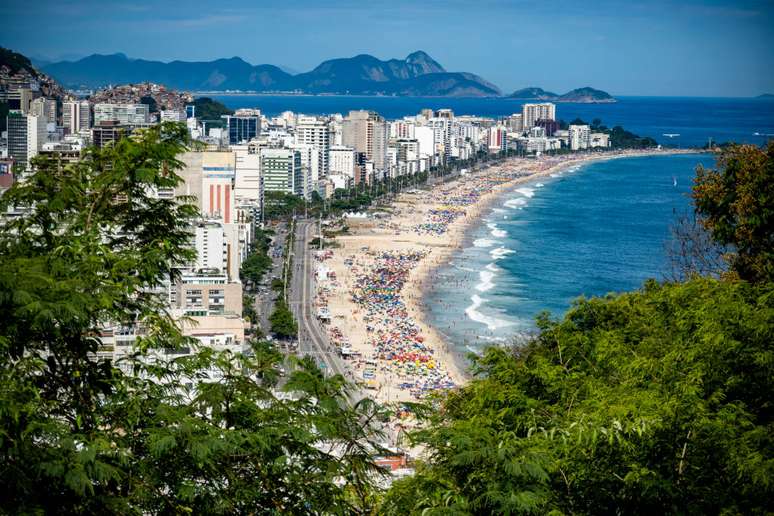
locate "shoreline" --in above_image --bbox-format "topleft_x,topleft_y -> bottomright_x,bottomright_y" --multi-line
316,148 -> 705,403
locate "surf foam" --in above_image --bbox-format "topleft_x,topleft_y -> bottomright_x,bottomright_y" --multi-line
465,294 -> 514,331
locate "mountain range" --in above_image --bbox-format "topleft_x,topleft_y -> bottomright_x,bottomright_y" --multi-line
509,86 -> 616,103
42,51 -> 502,97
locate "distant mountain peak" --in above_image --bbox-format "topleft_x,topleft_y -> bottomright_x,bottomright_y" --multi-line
42,50 -> 499,96
405,50 -> 445,74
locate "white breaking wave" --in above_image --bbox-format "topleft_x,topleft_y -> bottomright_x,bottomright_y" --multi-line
487,222 -> 507,238
465,294 -> 514,331
473,238 -> 497,248
550,173 -> 560,178
536,182 -> 545,187
485,262 -> 499,272
504,198 -> 528,209
490,247 -> 515,260
475,269 -> 496,292
515,187 -> 535,198
492,207 -> 507,213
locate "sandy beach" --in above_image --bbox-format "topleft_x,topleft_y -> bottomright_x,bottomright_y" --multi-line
312,149 -> 702,403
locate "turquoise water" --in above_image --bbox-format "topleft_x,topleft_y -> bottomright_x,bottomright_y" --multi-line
422,153 -> 717,353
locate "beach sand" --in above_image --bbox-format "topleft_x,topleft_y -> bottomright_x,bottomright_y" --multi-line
313,149 -> 701,404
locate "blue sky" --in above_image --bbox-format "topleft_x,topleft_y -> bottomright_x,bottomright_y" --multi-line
1,0 -> 772,96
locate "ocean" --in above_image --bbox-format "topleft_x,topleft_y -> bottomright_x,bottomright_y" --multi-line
208,94 -> 774,148
207,94 -> 768,355
423,153 -> 718,354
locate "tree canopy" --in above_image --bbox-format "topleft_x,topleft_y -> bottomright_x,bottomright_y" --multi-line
0,123 -> 386,514
382,278 -> 774,515
693,141 -> 774,283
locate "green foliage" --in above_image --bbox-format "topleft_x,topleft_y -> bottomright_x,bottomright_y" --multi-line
0,46 -> 38,76
139,95 -> 158,113
0,122 -> 385,514
560,118 -> 657,148
264,190 -> 306,219
383,278 -> 774,514
270,298 -> 298,339
239,228 -> 273,291
693,141 -> 774,283
608,125 -> 658,149
191,97 -> 233,126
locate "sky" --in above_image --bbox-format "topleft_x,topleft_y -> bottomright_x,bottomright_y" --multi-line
2,0 -> 773,96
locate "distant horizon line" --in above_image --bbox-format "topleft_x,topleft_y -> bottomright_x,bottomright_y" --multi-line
26,49 -> 772,99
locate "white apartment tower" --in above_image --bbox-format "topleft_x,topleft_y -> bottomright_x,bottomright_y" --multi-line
94,103 -> 150,125
522,103 -> 556,129
294,117 -> 330,178
63,100 -> 91,134
569,125 -> 591,150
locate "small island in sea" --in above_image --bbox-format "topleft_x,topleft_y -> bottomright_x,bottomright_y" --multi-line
509,86 -> 616,103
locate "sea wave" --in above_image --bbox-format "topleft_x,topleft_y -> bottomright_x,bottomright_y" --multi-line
487,222 -> 507,238
515,187 -> 536,198
536,182 -> 544,187
504,198 -> 528,209
473,238 -> 497,248
490,247 -> 515,260
465,294 -> 514,331
475,269 -> 496,292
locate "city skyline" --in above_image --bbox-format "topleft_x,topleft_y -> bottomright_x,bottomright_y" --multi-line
1,0 -> 773,97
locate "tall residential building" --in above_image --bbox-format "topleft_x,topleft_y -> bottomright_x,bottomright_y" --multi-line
506,113 -> 524,133
7,111 -> 47,169
341,110 -> 388,172
6,111 -> 28,167
63,100 -> 91,134
522,103 -> 556,130
224,114 -> 260,145
94,103 -> 150,125
91,121 -> 127,148
232,145 -> 263,205
569,125 -> 591,150
160,110 -> 186,122
414,126 -> 435,159
294,117 -> 330,178
329,145 -> 356,178
30,98 -> 56,124
27,114 -> 48,164
291,143 -> 318,200
487,125 -> 508,153
259,148 -> 303,196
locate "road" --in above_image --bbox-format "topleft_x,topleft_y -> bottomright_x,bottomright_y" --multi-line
288,219 -> 349,379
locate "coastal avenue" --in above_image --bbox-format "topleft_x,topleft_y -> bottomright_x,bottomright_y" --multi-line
289,219 -> 348,380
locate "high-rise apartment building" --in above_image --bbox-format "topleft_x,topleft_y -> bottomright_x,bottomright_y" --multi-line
224,114 -> 260,145
522,103 -> 556,130
26,113 -> 47,164
329,145 -> 356,178
94,103 -> 150,125
341,110 -> 388,172
30,97 -> 56,124
63,100 -> 91,134
569,125 -> 591,150
92,121 -> 128,148
259,148 -> 303,196
6,111 -> 28,167
294,117 -> 330,178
